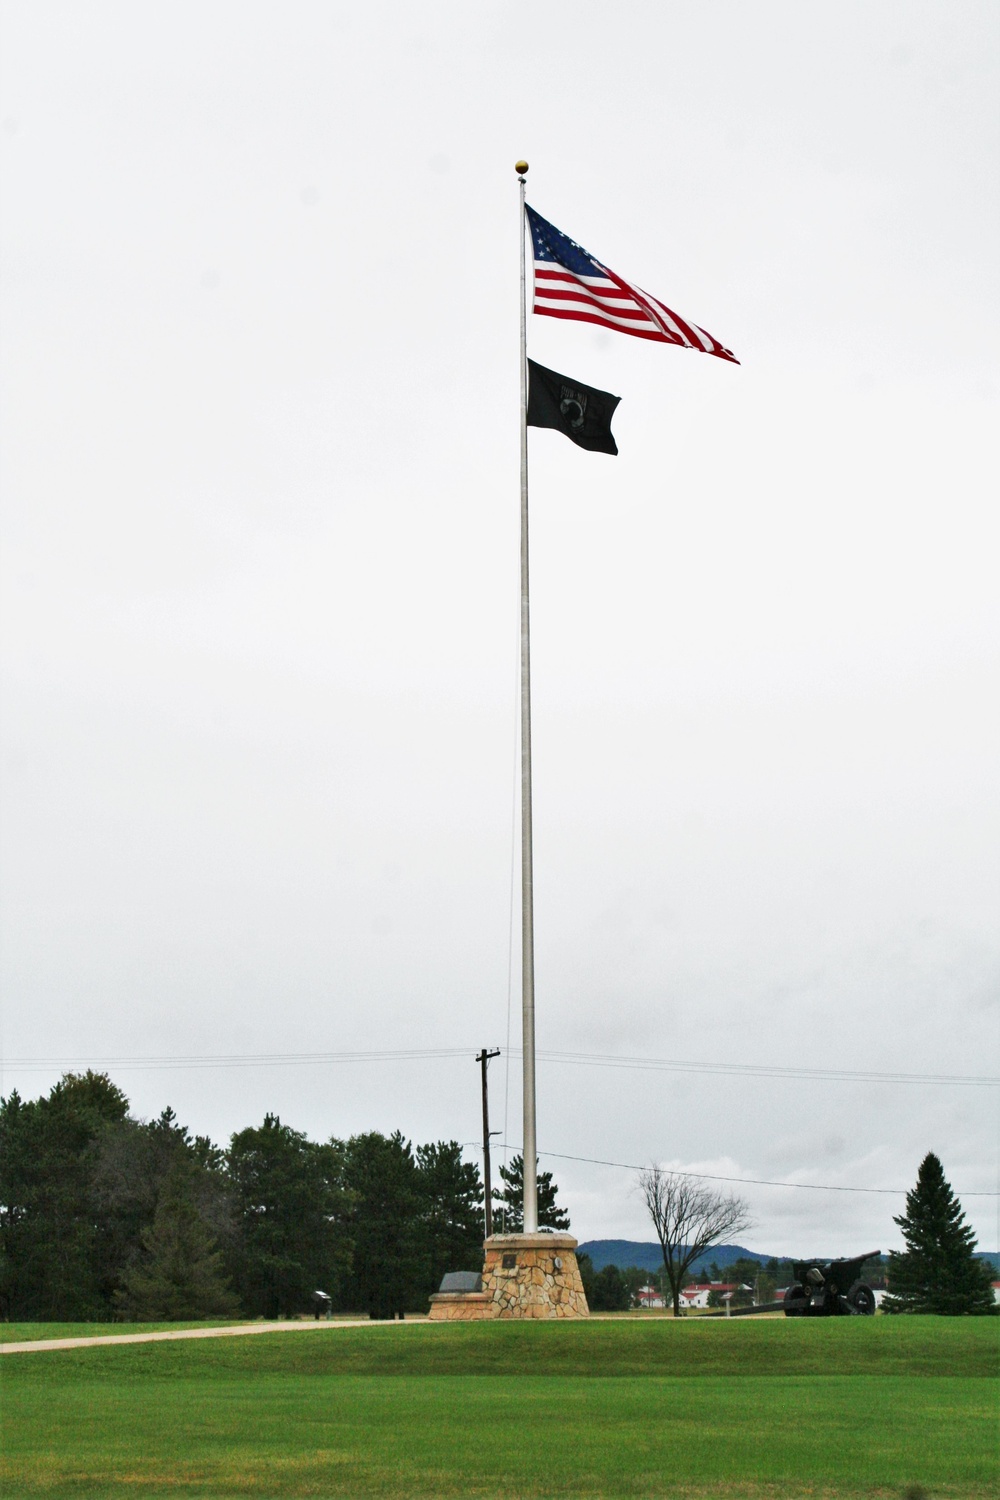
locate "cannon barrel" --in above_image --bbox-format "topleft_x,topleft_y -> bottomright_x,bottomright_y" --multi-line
828,1250 -> 881,1279
794,1250 -> 880,1278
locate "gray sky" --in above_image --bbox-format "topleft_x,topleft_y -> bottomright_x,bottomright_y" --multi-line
2,0 -> 998,1256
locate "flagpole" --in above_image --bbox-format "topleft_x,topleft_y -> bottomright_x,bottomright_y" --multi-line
515,158 -> 538,1236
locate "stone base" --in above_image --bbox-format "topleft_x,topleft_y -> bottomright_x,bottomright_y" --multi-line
483,1233 -> 589,1319
426,1234 -> 590,1321
427,1291 -> 493,1321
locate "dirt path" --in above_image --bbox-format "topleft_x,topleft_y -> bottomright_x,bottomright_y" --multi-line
1,1318 -> 426,1354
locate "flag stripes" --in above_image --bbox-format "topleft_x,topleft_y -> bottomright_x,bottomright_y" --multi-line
526,205 -> 738,365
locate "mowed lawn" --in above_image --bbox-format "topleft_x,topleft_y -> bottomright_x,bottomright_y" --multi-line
3,1317 -> 997,1498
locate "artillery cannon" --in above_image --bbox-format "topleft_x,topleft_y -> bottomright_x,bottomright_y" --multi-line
783,1251 -> 879,1317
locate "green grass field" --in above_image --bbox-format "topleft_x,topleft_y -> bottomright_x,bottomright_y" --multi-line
3,1317 -> 997,1498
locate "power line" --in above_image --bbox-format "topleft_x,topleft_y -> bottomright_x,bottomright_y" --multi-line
1,1048 -> 473,1072
535,1049 -> 999,1088
486,1143 -> 999,1199
2,1046 -> 995,1087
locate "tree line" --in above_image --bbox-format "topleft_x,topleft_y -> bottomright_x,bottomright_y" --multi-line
5,1076 -> 990,1322
0,1072 -> 570,1322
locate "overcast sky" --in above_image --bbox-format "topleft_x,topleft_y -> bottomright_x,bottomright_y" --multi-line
2,1 -> 998,1257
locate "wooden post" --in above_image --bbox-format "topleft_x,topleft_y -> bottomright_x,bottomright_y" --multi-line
477,1047 -> 501,1237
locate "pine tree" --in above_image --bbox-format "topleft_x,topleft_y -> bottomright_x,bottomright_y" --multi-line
227,1115 -> 350,1318
415,1141 -> 484,1297
492,1155 -> 570,1233
590,1263 -> 632,1311
882,1153 -> 995,1316
115,1166 -> 239,1321
341,1131 -> 423,1318
0,1072 -> 130,1319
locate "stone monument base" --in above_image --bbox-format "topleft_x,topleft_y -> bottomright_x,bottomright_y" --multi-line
426,1289 -> 493,1321
428,1233 -> 589,1320
485,1232 -> 590,1319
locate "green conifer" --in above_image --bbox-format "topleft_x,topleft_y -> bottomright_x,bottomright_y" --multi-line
492,1155 -> 570,1233
115,1166 -> 239,1321
882,1152 -> 995,1316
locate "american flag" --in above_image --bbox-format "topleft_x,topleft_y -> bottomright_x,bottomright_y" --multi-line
526,205 -> 738,365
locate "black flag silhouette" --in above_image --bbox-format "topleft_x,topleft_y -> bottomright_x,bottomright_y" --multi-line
527,359 -> 620,455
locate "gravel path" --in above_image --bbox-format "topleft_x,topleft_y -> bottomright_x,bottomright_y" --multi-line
1,1318 -> 425,1354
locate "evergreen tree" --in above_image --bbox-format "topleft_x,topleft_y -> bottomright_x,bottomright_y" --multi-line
0,1072 -> 129,1319
576,1251 -> 595,1304
91,1107 -> 234,1313
341,1131 -> 422,1317
414,1141 -> 484,1297
882,1153 -> 995,1316
591,1263 -> 632,1311
115,1163 -> 239,1320
492,1154 -> 570,1233
228,1115 -> 350,1318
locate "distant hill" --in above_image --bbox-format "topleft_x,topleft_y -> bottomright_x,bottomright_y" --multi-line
578,1241 -> 763,1274
578,1241 -> 1000,1275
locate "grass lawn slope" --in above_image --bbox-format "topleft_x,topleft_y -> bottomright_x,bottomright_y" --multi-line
3,1317 -> 996,1498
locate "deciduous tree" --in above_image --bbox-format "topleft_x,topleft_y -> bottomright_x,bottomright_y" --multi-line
638,1165 -> 751,1318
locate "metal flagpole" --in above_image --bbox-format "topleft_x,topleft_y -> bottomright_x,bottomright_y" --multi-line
515,159 -> 538,1235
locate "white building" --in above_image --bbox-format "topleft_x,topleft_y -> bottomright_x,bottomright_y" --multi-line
680,1283 -> 743,1309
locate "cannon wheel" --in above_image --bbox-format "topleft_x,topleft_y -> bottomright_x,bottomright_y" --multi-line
783,1282 -> 806,1316
848,1281 -> 876,1316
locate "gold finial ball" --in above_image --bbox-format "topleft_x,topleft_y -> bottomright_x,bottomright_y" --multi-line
515,160 -> 529,175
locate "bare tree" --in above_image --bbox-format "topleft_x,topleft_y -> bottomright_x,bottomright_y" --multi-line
639,1166 -> 752,1318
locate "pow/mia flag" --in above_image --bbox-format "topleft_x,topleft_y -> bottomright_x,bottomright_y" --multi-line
527,359 -> 620,455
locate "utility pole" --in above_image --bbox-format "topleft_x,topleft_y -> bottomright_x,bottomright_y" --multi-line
476,1048 -> 501,1238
